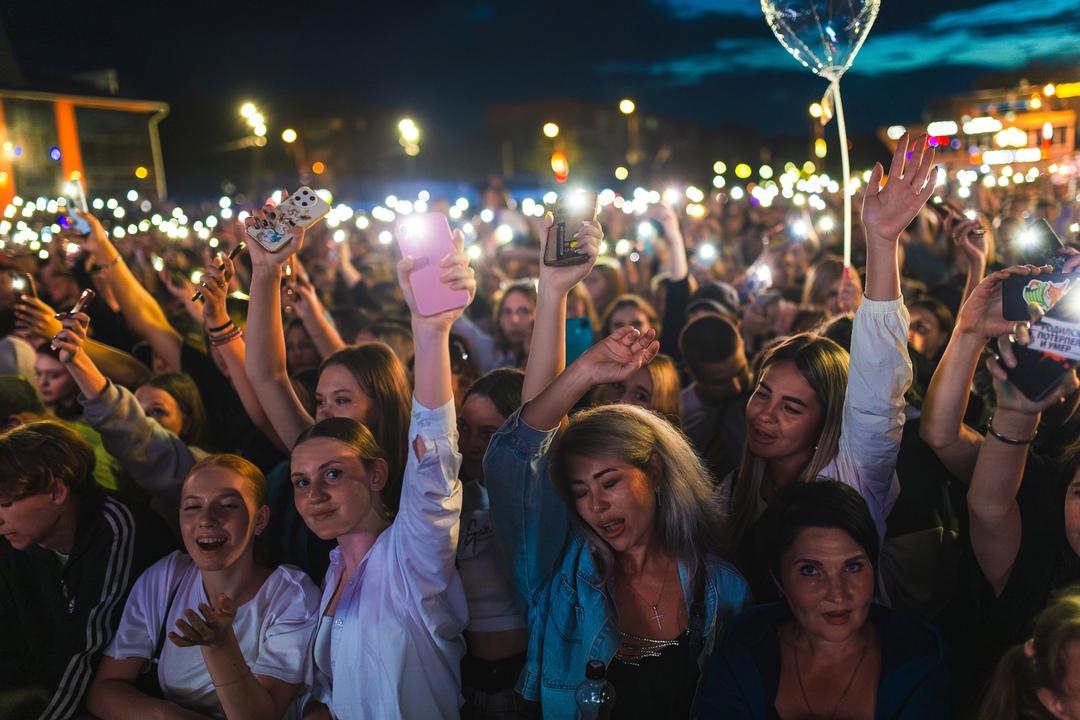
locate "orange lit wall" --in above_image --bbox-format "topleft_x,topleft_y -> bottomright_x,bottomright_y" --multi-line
0,101 -> 14,207
54,100 -> 85,183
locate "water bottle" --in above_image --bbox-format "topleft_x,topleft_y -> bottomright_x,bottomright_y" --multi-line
575,659 -> 615,719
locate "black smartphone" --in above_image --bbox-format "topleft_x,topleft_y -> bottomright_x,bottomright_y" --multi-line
544,192 -> 598,267
992,284 -> 1080,402
1017,219 -> 1066,271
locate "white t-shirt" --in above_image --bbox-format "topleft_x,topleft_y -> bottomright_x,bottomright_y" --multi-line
107,551 -> 320,719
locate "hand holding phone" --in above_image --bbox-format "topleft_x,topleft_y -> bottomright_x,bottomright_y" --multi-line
246,187 -> 331,253
396,213 -> 471,317
544,192 -> 598,266
992,284 -> 1080,402
59,179 -> 92,236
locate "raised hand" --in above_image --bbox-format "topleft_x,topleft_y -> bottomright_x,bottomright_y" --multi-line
396,227 -> 476,334
573,326 -> 660,387
862,133 -> 939,246
168,594 -> 237,648
245,200 -> 305,271
986,352 -> 1080,416
537,213 -> 603,295
14,295 -> 62,340
957,265 -> 1052,341
51,312 -> 91,364
198,252 -> 236,329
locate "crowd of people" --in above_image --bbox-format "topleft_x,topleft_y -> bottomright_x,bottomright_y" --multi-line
2,130 -> 1080,719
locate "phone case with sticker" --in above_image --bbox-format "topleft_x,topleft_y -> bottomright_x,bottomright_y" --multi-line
247,187 -> 332,252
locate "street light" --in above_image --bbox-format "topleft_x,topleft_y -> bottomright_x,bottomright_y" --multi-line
619,99 -> 635,115
240,103 -> 256,118
543,123 -> 559,138
399,118 -> 420,156
281,128 -> 297,143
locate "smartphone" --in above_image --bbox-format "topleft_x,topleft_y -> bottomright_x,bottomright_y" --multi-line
544,192 -> 598,266
992,284 -> 1080,402
246,186 -> 332,252
70,288 -> 96,315
60,179 -> 92,235
9,272 -> 36,299
395,213 -> 469,317
1016,219 -> 1066,271
927,196 -> 951,219
565,316 -> 593,365
1002,273 -> 1077,320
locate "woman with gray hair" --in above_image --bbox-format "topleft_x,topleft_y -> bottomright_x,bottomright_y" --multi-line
485,325 -> 750,718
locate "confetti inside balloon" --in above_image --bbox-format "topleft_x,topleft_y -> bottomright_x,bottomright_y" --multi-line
761,0 -> 881,266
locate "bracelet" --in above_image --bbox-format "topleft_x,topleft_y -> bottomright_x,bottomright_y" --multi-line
89,256 -> 122,273
211,668 -> 252,688
210,328 -> 243,347
207,320 -> 234,333
987,416 -> 1038,445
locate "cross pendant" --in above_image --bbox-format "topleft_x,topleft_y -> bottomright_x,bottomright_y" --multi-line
650,604 -> 664,630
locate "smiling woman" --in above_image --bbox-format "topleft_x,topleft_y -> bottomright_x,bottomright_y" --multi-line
86,455 -> 321,720
700,481 -> 949,719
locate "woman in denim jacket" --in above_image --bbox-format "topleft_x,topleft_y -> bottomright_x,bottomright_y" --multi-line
486,321 -> 751,718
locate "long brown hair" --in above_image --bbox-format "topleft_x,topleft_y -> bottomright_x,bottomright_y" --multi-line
978,588 -> 1080,720
320,343 -> 409,514
728,333 -> 848,547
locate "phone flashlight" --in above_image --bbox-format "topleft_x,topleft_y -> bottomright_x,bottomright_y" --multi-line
151,255 -> 165,273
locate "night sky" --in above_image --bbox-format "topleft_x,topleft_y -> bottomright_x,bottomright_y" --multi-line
4,1 -> 1079,140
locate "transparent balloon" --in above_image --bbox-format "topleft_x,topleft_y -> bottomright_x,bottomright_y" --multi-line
761,0 -> 880,82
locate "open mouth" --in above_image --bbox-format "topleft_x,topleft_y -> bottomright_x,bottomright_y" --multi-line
196,537 -> 227,551
599,519 -> 624,536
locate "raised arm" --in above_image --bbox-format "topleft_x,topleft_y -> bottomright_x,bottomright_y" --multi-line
392,223 -> 476,588
832,133 -> 931,536
968,356 -> 1079,596
196,252 -> 285,452
648,202 -> 691,358
921,265 -> 1054,481
74,211 -> 185,373
243,205 -> 315,450
54,314 -> 194,506
522,326 -> 660,431
945,210 -> 988,304
286,256 -> 346,359
521,213 -> 602,402
15,295 -> 151,389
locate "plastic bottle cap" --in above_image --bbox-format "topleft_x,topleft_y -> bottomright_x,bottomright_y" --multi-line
585,660 -> 606,680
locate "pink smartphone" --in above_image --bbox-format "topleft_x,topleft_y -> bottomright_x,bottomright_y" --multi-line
395,213 -> 469,317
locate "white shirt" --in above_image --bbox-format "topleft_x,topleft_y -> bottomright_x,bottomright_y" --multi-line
108,551 -> 321,719
312,398 -> 468,720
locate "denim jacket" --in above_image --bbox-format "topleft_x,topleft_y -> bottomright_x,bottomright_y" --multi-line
485,408 -> 751,717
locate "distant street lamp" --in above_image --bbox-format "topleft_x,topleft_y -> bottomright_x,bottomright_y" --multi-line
619,99 -> 636,115
399,118 -> 420,157
620,98 -> 641,170
282,128 -> 297,143
543,123 -> 559,138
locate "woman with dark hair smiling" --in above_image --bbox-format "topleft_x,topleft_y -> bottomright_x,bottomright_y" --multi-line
701,481 -> 949,719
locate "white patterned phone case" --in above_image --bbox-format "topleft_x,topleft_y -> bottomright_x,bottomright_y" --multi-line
247,187 -> 332,252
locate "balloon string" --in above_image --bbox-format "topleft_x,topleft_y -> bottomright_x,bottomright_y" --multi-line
831,79 -> 852,268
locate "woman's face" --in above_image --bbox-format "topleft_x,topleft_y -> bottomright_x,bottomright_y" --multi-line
907,307 -> 947,359
595,367 -> 654,411
34,354 -> 78,407
777,526 -> 874,645
179,465 -> 267,573
458,395 -> 506,480
566,453 -> 659,555
499,290 -> 535,346
135,386 -> 188,438
290,437 -> 386,539
583,273 -> 611,307
609,305 -> 652,336
745,360 -> 825,465
316,364 -> 377,427
285,325 -> 320,374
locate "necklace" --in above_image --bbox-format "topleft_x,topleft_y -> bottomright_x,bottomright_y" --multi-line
793,633 -> 869,720
619,558 -> 671,630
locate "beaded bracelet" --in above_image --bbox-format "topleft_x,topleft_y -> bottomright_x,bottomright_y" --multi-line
987,416 -> 1037,445
210,328 -> 243,347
